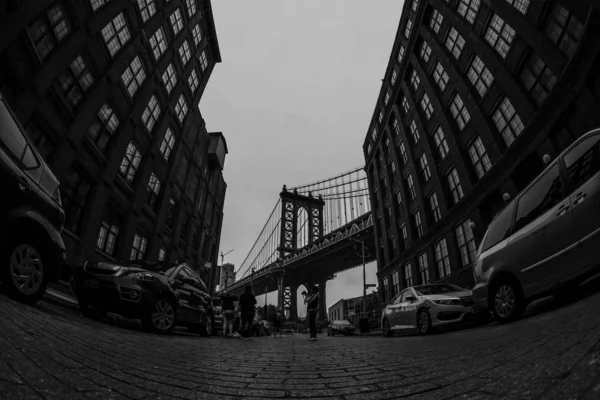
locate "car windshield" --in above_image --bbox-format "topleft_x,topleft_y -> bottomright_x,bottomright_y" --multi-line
413,284 -> 464,296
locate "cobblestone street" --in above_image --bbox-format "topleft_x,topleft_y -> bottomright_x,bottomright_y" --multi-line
1,282 -> 600,400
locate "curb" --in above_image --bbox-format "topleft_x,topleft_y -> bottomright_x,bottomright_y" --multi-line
43,288 -> 80,311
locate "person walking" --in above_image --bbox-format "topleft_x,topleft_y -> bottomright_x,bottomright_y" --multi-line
221,291 -> 238,337
239,285 -> 257,340
305,285 -> 320,341
272,309 -> 284,338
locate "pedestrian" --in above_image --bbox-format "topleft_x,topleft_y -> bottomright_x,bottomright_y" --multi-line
239,285 -> 257,340
220,291 -> 238,337
305,285 -> 319,341
272,309 -> 284,338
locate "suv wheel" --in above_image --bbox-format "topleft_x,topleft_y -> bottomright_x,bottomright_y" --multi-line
417,309 -> 431,335
490,277 -> 525,323
2,240 -> 49,304
143,297 -> 177,333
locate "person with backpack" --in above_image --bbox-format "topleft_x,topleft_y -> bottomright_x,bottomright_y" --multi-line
272,309 -> 284,338
305,285 -> 320,341
220,291 -> 238,337
239,285 -> 257,339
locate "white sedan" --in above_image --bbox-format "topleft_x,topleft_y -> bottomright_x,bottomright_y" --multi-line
381,284 -> 476,336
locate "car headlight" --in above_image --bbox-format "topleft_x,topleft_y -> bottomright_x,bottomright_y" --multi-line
129,272 -> 156,282
432,299 -> 459,306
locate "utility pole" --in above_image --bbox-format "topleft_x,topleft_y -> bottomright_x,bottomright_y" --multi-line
362,240 -> 366,318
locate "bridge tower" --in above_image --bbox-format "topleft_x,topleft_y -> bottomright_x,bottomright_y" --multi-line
277,185 -> 325,319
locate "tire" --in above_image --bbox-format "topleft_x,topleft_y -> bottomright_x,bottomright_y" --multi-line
490,277 -> 525,323
143,297 -> 177,333
383,319 -> 393,337
2,238 -> 50,305
416,309 -> 432,335
200,314 -> 213,337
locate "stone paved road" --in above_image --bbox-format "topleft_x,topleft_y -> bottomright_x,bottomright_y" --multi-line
2,282 -> 600,400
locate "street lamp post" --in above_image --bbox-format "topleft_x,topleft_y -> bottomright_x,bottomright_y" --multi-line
348,237 -> 368,318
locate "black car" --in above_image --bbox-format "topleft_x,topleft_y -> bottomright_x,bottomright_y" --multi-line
70,260 -> 214,334
0,95 -> 66,304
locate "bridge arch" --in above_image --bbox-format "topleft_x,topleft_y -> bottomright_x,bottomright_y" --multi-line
296,207 -> 310,249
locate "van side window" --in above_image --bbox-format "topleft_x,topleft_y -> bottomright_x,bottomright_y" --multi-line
0,100 -> 39,169
514,164 -> 564,232
563,134 -> 600,190
481,201 -> 516,253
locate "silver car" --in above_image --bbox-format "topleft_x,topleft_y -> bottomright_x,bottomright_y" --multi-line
381,284 -> 474,336
473,128 -> 600,323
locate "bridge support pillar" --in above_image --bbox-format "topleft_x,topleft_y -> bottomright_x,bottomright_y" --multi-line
289,284 -> 298,321
276,273 -> 285,312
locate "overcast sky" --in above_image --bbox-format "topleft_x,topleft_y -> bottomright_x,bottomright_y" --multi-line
201,0 -> 405,315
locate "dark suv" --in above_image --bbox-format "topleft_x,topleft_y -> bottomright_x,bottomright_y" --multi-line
0,96 -> 66,304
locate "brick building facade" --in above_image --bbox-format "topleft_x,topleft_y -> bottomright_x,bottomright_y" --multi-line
362,0 -> 600,303
0,0 -> 227,292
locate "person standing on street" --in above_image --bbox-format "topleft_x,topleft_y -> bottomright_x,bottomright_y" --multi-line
272,309 -> 284,338
305,285 -> 320,341
239,285 -> 257,340
221,291 -> 238,337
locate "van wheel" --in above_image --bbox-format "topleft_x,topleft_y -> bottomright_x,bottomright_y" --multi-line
2,239 -> 49,304
490,277 -> 525,323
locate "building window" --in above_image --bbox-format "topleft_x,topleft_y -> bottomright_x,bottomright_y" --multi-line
121,56 -> 146,97
430,9 -> 443,34
97,221 -> 119,255
456,220 -> 477,267
392,271 -> 400,295
410,70 -> 420,91
141,95 -> 161,133
445,27 -> 465,59
188,69 -> 199,93
412,0 -> 419,12
175,95 -> 188,123
450,94 -> 470,131
402,96 -> 410,113
384,91 -> 391,106
28,4 -> 71,60
419,153 -> 432,182
179,40 -> 191,66
447,168 -> 464,204
399,141 -> 408,164
171,10 -> 186,38
130,233 -> 147,260
407,174 -> 416,200
457,0 -> 481,25
429,192 -> 442,222
493,97 -> 524,147
433,125 -> 449,160
396,191 -> 403,210
57,56 -> 94,107
544,2 -> 584,58
398,45 -> 405,63
404,263 -> 413,287
160,128 -> 176,161
61,171 -> 91,234
418,253 -> 430,284
87,103 -> 119,152
485,14 -> 516,59
405,19 -> 413,39
190,23 -> 203,47
166,197 -> 177,230
420,93 -> 434,120
420,41 -> 432,63
391,70 -> 398,85
146,173 -> 161,211
434,238 -> 451,278
149,27 -> 167,60
468,136 -> 492,179
390,161 -> 397,182
505,0 -> 530,15
101,13 -> 130,57
371,127 -> 378,141
432,61 -> 449,92
378,110 -> 384,123
119,141 -> 142,183
90,0 -> 108,12
414,211 -> 423,237
519,52 -> 558,106
409,120 -> 420,143
136,0 -> 156,22
158,247 -> 166,261
467,56 -> 494,98
186,0 -> 197,18
161,63 -> 177,94
401,224 -> 409,249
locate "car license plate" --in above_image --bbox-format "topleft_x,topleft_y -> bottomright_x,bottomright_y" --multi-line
84,279 -> 99,290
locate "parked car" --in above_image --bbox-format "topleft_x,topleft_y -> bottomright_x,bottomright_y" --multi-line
473,128 -> 600,323
381,284 -> 476,336
0,95 -> 66,304
327,320 -> 355,336
70,260 -> 214,334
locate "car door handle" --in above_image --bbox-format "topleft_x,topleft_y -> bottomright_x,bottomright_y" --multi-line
555,204 -> 570,216
573,192 -> 587,205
